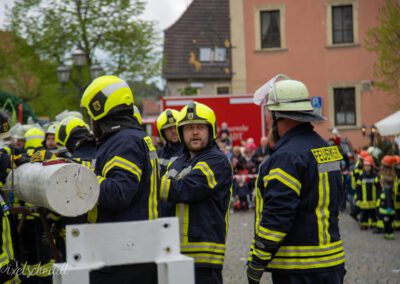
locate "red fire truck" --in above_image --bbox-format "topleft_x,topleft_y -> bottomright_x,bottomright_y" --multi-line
157,95 -> 268,146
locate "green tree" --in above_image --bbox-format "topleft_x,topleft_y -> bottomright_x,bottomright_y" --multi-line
365,0 -> 400,100
130,81 -> 163,108
0,31 -> 74,118
8,0 -> 160,82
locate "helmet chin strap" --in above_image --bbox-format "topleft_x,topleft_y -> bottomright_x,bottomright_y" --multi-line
271,112 -> 282,142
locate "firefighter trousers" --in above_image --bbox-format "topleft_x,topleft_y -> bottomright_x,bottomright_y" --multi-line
195,268 -> 222,284
271,268 -> 345,284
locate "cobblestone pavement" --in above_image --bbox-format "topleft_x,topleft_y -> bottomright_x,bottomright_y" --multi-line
222,208 -> 400,284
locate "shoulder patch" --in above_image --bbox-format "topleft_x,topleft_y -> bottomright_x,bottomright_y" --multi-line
311,146 -> 343,164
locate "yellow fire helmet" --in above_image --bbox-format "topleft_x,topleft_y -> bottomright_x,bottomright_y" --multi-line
133,105 -> 142,125
55,116 -> 89,146
156,109 -> 180,140
80,75 -> 134,121
176,102 -> 217,140
24,127 -> 45,150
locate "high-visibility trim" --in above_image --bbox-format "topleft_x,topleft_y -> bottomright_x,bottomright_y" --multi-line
102,156 -> 142,182
181,242 -> 226,254
97,176 -> 105,184
253,248 -> 272,261
254,177 -> 263,236
193,161 -> 217,189
267,251 -> 345,270
25,135 -> 44,140
176,204 -> 189,243
379,208 -> 395,215
316,172 -> 331,245
160,176 -> 171,200
264,168 -> 301,196
275,240 -> 343,257
184,253 -> 225,265
376,220 -> 384,229
87,205 -> 98,223
317,161 -> 341,173
148,159 -> 158,220
358,179 -> 378,209
101,81 -> 129,97
0,210 -> 14,266
81,160 -> 92,168
257,226 -> 286,243
225,186 -> 232,242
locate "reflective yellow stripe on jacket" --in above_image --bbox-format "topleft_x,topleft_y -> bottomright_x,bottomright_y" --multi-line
192,161 -> 217,189
263,168 -> 301,196
257,226 -> 286,243
181,242 -> 226,265
267,240 -> 345,270
102,156 -> 142,181
316,172 -> 331,245
0,210 -> 14,267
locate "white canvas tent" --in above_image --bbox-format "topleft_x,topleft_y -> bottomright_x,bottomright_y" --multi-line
375,110 -> 400,136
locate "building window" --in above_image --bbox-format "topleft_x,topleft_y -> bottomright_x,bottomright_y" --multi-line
260,10 -> 281,48
332,5 -> 353,44
333,87 -> 356,126
214,48 -> 227,62
199,48 -> 212,62
217,86 -> 230,94
199,47 -> 227,62
326,1 -> 358,47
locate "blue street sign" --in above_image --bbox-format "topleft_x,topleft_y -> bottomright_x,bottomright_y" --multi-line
311,96 -> 322,108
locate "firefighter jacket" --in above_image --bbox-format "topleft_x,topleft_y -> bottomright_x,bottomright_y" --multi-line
158,142 -> 184,176
0,195 -> 19,283
71,139 -> 97,168
351,161 -> 363,190
249,123 -> 345,273
355,171 -> 381,209
90,127 -> 159,223
379,185 -> 395,216
394,178 -> 400,211
160,143 -> 232,269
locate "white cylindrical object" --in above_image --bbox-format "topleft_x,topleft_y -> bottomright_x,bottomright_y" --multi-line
7,163 -> 99,217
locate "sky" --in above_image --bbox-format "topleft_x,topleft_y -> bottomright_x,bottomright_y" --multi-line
0,0 -> 194,31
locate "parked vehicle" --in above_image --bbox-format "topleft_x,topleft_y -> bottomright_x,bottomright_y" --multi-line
160,95 -> 267,145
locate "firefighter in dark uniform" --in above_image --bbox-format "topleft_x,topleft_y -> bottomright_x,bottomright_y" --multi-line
247,76 -> 345,284
355,155 -> 381,230
0,111 -> 20,283
55,116 -> 96,165
54,116 -> 97,259
393,156 -> 400,230
157,109 -> 184,176
378,155 -> 397,240
17,127 -> 55,283
157,109 -> 184,217
80,75 -> 159,284
350,151 -> 368,221
160,102 -> 232,284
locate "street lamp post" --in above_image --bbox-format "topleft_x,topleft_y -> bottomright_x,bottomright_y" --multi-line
56,48 -> 103,99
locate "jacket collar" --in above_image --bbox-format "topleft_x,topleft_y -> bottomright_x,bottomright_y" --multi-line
271,123 -> 314,153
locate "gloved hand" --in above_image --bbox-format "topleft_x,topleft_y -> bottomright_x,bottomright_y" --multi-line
247,261 -> 264,284
387,208 -> 393,214
30,150 -> 57,163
